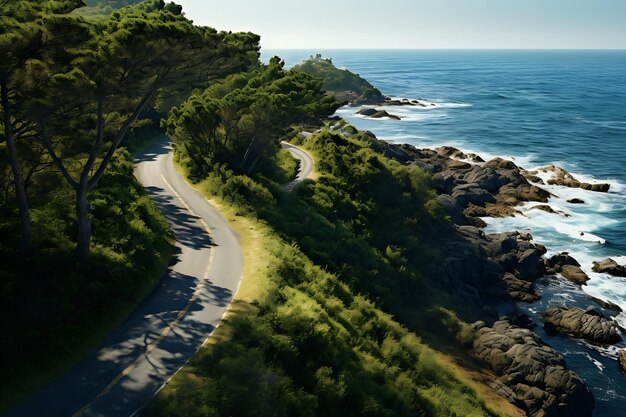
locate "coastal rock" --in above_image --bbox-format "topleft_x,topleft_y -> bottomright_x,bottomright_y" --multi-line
436,146 -> 466,159
398,143 -> 560,226
592,258 -> 626,277
591,297 -> 622,313
580,183 -> 611,192
567,198 -> 585,204
522,170 -> 546,185
529,204 -> 571,217
543,306 -> 621,344
462,165 -> 503,192
447,159 -> 473,170
516,249 -> 545,281
449,229 -> 545,302
356,108 -> 402,120
559,265 -> 590,285
452,186 -> 496,207
436,194 -> 466,223
484,203 -> 518,218
464,203 -> 487,218
539,165 -> 610,193
619,350 -> 626,373
545,253 -> 581,274
484,157 -> 519,171
434,227 -> 545,304
384,97 -> 434,107
502,273 -> 541,302
379,141 -> 412,163
471,319 -> 594,417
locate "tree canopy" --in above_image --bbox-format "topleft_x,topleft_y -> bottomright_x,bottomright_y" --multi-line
165,57 -> 339,178
8,0 -> 260,259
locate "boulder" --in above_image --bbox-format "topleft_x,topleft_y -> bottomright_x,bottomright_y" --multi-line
545,253 -> 581,274
522,170 -> 546,185
539,165 -> 610,193
484,203 -> 518,218
502,273 -> 541,302
380,142 -> 412,163
436,194 -> 466,224
567,198 -> 585,204
384,98 -> 417,106
592,259 -> 626,277
356,108 -> 378,116
515,184 -> 551,203
471,319 -> 594,417
580,183 -> 611,193
356,108 -> 402,120
516,249 -> 545,281
446,159 -> 472,170
436,146 -> 466,159
560,265 -> 590,285
451,187 -> 496,207
462,165 -> 502,192
484,157 -> 519,171
543,306 -> 621,344
591,297 -> 622,313
464,204 -> 487,218
528,205 -> 571,217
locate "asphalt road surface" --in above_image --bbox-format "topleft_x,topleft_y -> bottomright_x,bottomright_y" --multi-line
6,137 -> 243,417
280,141 -> 315,191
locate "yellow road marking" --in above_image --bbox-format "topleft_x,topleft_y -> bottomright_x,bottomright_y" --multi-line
71,172 -> 215,417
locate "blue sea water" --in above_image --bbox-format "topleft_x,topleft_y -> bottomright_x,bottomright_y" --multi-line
267,49 -> 626,415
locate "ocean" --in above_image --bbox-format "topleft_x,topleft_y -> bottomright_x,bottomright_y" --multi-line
266,49 -> 626,415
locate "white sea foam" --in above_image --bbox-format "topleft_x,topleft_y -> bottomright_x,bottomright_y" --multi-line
335,106 -> 448,122
340,102 -> 626,325
386,97 -> 472,109
582,352 -> 605,372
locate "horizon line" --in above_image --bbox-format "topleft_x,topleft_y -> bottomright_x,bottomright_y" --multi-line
262,47 -> 626,51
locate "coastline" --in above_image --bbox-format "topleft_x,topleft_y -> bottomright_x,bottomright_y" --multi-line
332,114 -> 626,415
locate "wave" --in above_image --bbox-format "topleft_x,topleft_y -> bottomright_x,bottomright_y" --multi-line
576,117 -> 626,131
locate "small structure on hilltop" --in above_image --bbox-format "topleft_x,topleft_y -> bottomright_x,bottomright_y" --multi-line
310,53 -> 333,64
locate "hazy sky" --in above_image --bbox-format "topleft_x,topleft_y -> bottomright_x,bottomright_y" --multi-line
175,0 -> 626,50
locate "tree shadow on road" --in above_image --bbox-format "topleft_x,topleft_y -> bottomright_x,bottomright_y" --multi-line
144,186 -> 214,250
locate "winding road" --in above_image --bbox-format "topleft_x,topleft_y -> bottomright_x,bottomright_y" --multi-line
6,138 -> 314,417
7,138 -> 243,417
281,141 -> 315,190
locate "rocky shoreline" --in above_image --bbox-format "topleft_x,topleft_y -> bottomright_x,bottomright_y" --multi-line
369,134 -> 625,416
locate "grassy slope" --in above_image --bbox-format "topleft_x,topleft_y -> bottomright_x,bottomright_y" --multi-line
146,128 -> 521,417
0,135 -> 173,411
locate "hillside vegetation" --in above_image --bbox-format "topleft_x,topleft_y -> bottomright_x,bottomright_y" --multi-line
0,0 -> 258,406
145,58 -> 512,416
292,55 -> 386,105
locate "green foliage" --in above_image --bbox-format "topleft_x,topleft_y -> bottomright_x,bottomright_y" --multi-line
148,239 -> 497,417
165,58 -> 339,178
292,57 -> 386,104
0,0 -> 261,398
0,149 -> 172,404
78,0 -> 181,17
270,130 -> 442,311
162,123 -> 498,416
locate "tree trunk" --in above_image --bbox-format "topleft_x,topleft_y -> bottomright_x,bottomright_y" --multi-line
1,81 -> 30,253
75,182 -> 91,262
